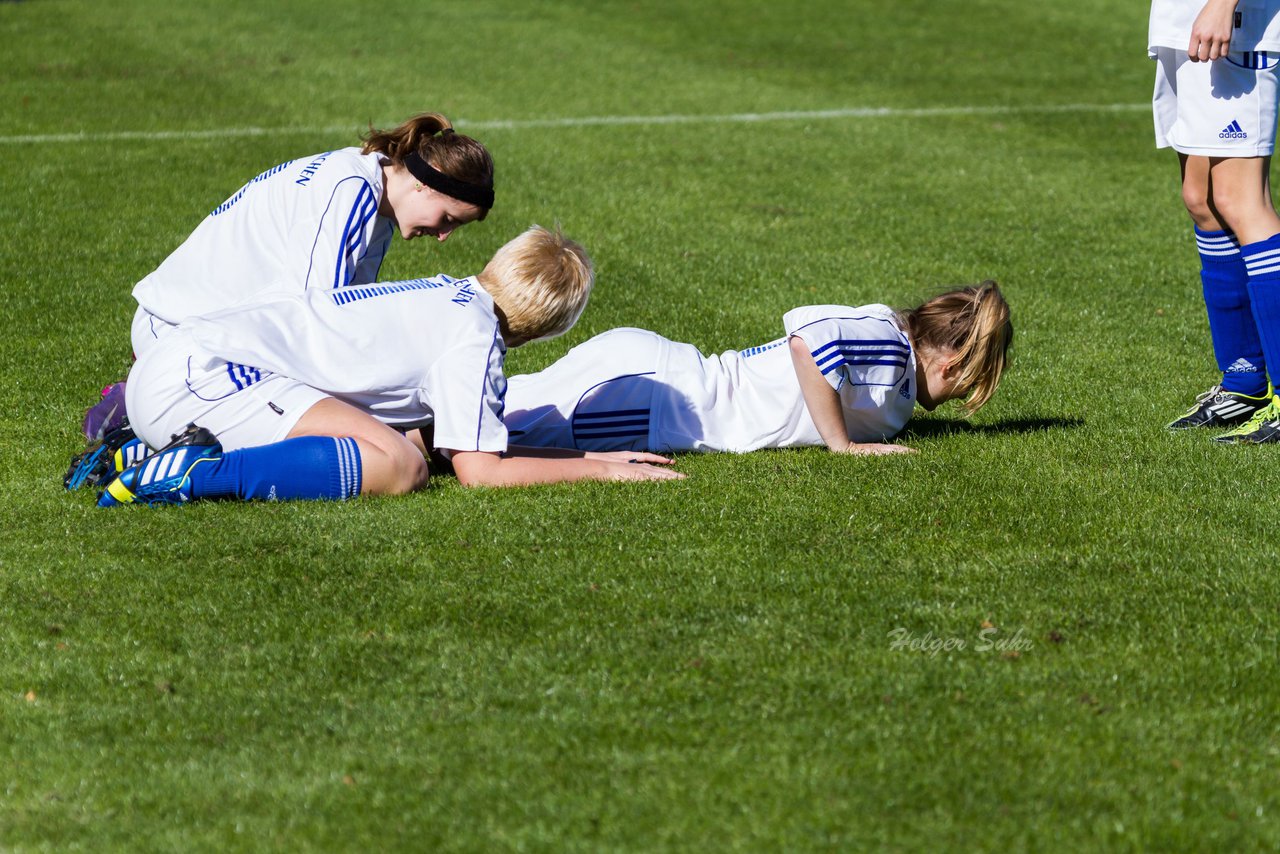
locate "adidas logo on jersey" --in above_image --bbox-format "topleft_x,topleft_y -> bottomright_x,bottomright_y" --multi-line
1220,120 -> 1248,139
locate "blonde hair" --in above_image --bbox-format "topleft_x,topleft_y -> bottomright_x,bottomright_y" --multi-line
361,112 -> 494,219
901,280 -> 1012,415
478,226 -> 594,344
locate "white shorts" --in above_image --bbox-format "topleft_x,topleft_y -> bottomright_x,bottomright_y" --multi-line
130,306 -> 179,359
506,328 -> 707,452
1153,46 -> 1280,156
125,328 -> 328,451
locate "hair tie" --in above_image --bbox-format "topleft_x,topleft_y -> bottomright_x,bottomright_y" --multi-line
440,127 -> 456,137
403,150 -> 493,209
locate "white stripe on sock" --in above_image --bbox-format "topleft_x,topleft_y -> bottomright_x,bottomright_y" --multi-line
1243,246 -> 1280,263
336,438 -> 350,498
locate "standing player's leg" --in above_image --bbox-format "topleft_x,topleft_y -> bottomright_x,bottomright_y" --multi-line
1168,153 -> 1273,429
1213,155 -> 1280,441
1159,45 -> 1276,428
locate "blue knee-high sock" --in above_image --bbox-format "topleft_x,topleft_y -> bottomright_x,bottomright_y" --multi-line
1197,227 -> 1268,395
186,436 -> 362,501
1241,232 -> 1280,399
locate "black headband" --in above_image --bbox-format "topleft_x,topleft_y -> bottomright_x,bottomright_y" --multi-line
403,150 -> 494,210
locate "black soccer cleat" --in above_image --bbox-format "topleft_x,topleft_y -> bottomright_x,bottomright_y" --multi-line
1167,384 -> 1272,430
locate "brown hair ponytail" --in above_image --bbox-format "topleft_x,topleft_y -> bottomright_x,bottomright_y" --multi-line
901,280 -> 1012,415
361,112 -> 495,217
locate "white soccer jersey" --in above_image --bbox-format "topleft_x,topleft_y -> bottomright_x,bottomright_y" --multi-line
1149,0 -> 1280,54
185,275 -> 509,453
133,147 -> 394,324
504,304 -> 917,453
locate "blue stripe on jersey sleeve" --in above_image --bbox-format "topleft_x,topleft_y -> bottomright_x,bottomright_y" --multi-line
210,160 -> 294,217
333,183 -> 378,288
344,189 -> 377,259
225,361 -> 244,391
739,338 -> 787,358
810,338 -> 908,360
794,316 -> 912,388
815,350 -> 910,375
327,278 -> 449,306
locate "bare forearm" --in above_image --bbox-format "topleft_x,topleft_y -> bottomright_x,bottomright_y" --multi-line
462,454 -> 609,486
788,335 -> 915,456
789,335 -> 854,451
451,450 -> 681,487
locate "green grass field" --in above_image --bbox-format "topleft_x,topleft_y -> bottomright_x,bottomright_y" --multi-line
3,0 -> 1278,849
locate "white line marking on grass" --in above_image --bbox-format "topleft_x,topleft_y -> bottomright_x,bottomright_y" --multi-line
466,103 -> 1149,130
0,103 -> 1148,145
0,126 -> 357,145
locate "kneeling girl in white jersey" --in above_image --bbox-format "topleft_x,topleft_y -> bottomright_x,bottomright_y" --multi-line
503,282 -> 1011,456
95,227 -> 679,507
83,112 -> 496,441
131,111 -> 496,355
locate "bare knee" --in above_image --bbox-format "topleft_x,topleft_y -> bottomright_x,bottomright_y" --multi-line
358,435 -> 430,496
1181,183 -> 1217,228
1209,184 -> 1277,237
383,443 -> 430,495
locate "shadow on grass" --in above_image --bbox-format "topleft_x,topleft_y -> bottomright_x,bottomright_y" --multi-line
901,416 -> 1085,439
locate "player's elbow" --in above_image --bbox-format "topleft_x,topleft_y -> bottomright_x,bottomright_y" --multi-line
450,450 -> 502,488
